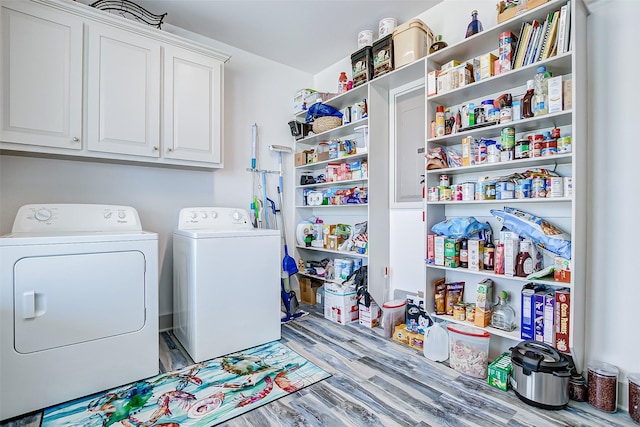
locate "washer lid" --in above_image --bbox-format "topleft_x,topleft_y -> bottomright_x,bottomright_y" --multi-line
174,228 -> 280,238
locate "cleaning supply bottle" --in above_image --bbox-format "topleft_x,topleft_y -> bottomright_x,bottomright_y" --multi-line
338,72 -> 348,94
533,66 -> 551,116
466,10 -> 483,38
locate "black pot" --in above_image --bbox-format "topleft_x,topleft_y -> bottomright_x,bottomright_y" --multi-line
510,340 -> 572,410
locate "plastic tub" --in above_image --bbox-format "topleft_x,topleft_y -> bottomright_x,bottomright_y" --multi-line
392,18 -> 433,69
447,323 -> 490,378
629,373 -> 640,424
382,299 -> 406,338
588,360 -> 619,412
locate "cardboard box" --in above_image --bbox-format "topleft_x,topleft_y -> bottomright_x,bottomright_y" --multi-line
543,290 -> 556,346
295,152 -> 307,166
427,234 -> 435,264
479,53 -> 497,80
548,75 -> 563,113
406,293 -> 428,333
563,78 -> 572,110
444,237 -> 461,268
359,301 -> 381,328
497,0 -> 550,24
554,288 -> 571,353
441,59 -> 462,71
468,239 -> 484,271
488,352 -> 512,391
462,136 -> 473,166
534,290 -> 546,342
437,70 -> 452,94
393,324 -> 411,345
498,32 -> 517,72
427,69 -> 440,96
521,283 -> 544,340
503,238 -> 519,277
299,277 -> 322,305
476,278 -> 494,311
434,235 -> 445,266
554,257 -> 572,283
408,332 -> 425,351
324,282 -> 359,325
474,307 -> 492,328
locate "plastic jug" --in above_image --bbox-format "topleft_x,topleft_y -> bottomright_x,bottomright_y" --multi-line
423,321 -> 449,362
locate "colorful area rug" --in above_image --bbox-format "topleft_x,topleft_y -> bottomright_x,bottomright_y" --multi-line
42,341 -> 330,426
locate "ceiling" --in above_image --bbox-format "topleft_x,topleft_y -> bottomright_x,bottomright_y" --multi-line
108,0 -> 443,74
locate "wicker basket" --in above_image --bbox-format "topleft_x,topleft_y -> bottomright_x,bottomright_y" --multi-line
312,116 -> 342,134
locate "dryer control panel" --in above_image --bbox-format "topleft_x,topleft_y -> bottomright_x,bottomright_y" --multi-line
177,207 -> 253,230
11,204 -> 142,233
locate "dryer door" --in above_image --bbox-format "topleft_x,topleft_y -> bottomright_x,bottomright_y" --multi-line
14,251 -> 146,353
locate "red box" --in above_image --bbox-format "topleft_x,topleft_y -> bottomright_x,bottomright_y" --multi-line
555,288 -> 571,353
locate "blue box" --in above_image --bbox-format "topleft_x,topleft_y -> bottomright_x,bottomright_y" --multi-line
543,290 -> 556,346
534,291 -> 546,343
520,283 -> 544,340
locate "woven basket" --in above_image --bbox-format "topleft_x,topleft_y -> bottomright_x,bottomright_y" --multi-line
312,116 -> 342,134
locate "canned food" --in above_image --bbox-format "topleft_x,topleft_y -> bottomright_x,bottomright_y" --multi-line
439,187 -> 452,201
531,177 -> 547,198
484,182 -> 496,200
529,134 -> 544,158
558,136 -> 572,153
564,177 -> 573,197
461,182 -> 476,201
496,181 -> 515,200
501,127 -> 515,150
451,184 -> 463,201
541,139 -> 558,156
546,177 -> 564,198
427,187 -> 439,202
515,139 -> 529,159
500,147 -> 514,162
439,174 -> 450,187
453,303 -> 466,321
515,178 -> 532,198
465,303 -> 476,322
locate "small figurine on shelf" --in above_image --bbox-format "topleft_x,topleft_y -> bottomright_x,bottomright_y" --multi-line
466,9 -> 484,38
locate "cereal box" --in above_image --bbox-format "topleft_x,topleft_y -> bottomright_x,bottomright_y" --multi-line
555,288 -> 571,353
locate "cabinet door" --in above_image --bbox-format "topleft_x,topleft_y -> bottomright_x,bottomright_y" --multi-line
0,1 -> 82,150
86,23 -> 160,157
163,46 -> 223,165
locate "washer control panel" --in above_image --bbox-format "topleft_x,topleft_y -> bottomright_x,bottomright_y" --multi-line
177,207 -> 253,230
11,204 -> 142,233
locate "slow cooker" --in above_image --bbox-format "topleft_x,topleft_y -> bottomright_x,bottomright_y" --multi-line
510,340 -> 572,410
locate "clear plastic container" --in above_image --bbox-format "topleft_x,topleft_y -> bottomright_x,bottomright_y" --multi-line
382,299 -> 406,338
588,360 -> 619,412
446,323 -> 490,378
629,373 -> 640,424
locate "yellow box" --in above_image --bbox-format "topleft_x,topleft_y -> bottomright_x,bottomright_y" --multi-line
441,59 -> 462,71
462,136 -> 473,166
479,53 -> 497,80
408,332 -> 425,351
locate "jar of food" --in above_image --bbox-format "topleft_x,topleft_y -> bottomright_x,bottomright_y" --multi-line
569,373 -> 588,402
588,361 -> 619,412
488,107 -> 500,122
515,139 -> 529,159
465,303 -> 475,322
629,373 -> 640,424
484,182 -> 496,200
453,303 -> 466,321
439,174 -> 450,187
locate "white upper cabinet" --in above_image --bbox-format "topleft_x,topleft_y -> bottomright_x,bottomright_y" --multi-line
86,23 -> 161,158
163,46 -> 223,165
0,1 -> 83,150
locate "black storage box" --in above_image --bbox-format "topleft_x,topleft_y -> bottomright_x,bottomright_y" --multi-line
372,34 -> 394,78
351,46 -> 373,87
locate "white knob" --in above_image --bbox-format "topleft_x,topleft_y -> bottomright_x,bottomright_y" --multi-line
104,211 -> 113,219
72,137 -> 79,142
201,212 -> 208,219
191,212 -> 198,219
210,211 -> 218,219
232,211 -> 242,220
118,211 -> 126,219
34,209 -> 52,222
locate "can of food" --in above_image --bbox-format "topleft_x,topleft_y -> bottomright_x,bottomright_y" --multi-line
501,127 -> 515,150
546,177 -> 564,198
531,177 -> 547,198
453,303 -> 466,321
451,184 -> 463,201
529,134 -> 544,158
496,181 -> 515,199
564,177 -> 573,197
439,186 -> 452,201
484,182 -> 496,200
475,182 -> 485,200
515,178 -> 532,198
461,182 -> 476,201
465,303 -> 476,322
427,186 -> 439,202
541,138 -> 558,156
558,136 -> 572,153
378,17 -> 397,37
357,30 -> 374,48
500,147 -> 514,162
439,174 -> 450,187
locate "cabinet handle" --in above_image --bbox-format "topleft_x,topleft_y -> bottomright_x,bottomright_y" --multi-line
72,137 -> 79,142
167,148 -> 173,152
153,146 -> 159,151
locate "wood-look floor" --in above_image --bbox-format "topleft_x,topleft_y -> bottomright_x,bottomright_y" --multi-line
2,304 -> 637,427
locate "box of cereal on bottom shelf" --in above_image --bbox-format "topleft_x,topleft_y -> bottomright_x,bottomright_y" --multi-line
324,282 -> 359,325
543,289 -> 556,346
521,283 -> 544,340
555,288 -> 571,353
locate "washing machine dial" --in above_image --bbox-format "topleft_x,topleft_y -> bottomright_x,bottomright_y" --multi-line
232,210 -> 242,221
104,211 -> 113,219
200,212 -> 208,219
210,211 -> 218,219
190,212 -> 198,220
118,211 -> 126,219
34,208 -> 52,222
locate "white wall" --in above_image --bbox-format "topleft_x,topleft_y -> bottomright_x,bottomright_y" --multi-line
0,25 -> 312,327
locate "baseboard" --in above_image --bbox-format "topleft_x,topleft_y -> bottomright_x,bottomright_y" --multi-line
159,313 -> 173,332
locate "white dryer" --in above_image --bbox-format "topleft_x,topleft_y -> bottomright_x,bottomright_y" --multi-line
173,207 -> 281,363
0,204 -> 158,421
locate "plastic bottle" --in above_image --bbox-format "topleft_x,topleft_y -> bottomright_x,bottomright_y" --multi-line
533,66 -> 551,116
522,80 -> 535,118
435,105 -> 445,137
338,72 -> 348,94
466,10 -> 483,38
429,35 -> 448,54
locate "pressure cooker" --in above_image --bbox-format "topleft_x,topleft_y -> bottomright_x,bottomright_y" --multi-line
510,340 -> 572,410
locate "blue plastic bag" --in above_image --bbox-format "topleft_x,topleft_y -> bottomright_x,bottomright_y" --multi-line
305,103 -> 343,123
431,217 -> 491,239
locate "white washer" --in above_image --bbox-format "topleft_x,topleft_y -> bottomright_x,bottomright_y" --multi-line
173,207 -> 281,363
0,204 -> 158,421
